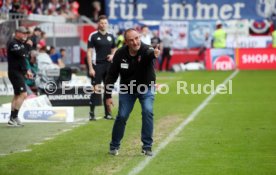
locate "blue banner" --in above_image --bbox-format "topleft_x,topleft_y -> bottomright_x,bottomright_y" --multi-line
105,0 -> 276,21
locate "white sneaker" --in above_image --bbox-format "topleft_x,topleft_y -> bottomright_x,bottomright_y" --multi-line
7,119 -> 17,126
104,115 -> 114,120
109,149 -> 119,156
13,117 -> 24,126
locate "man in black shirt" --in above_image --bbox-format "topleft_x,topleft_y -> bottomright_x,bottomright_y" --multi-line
7,26 -> 33,126
29,27 -> 42,50
87,15 -> 116,120
105,28 -> 160,156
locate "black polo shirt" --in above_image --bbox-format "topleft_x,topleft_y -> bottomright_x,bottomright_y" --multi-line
87,31 -> 115,63
7,38 -> 29,74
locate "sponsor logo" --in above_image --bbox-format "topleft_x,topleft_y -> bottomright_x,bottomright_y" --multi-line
241,54 -> 276,64
0,112 -> 10,120
249,20 -> 271,34
213,55 -> 235,70
107,36 -> 112,41
48,94 -> 90,100
23,110 -> 66,121
23,110 -> 56,120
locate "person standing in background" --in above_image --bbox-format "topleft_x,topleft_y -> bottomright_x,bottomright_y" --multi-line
49,46 -> 65,68
151,30 -> 162,69
87,15 -> 116,121
198,32 -> 212,59
212,21 -> 227,48
7,26 -> 33,126
0,0 -> 12,15
272,25 -> 276,48
91,0 -> 101,22
59,48 -> 69,65
151,30 -> 162,49
140,25 -> 152,45
38,31 -> 47,49
159,30 -> 173,71
25,50 -> 38,96
30,27 -> 42,50
116,30 -> 124,48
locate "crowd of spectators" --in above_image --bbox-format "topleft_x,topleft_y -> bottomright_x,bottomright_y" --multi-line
22,26 -> 68,96
0,0 -> 80,20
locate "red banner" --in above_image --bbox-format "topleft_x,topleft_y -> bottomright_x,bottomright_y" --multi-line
237,48 -> 276,70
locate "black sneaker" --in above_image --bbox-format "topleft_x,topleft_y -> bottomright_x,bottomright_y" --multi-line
142,148 -> 153,156
104,115 -> 114,120
89,112 -> 96,121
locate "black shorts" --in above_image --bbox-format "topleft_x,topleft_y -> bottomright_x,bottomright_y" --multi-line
8,71 -> 26,95
91,62 -> 111,86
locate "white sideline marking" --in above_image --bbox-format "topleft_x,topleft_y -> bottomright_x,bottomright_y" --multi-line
128,70 -> 239,175
18,149 -> 32,153
61,129 -> 72,132
44,137 -> 54,141
33,142 -> 44,145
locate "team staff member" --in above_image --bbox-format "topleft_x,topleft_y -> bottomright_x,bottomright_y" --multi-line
272,28 -> 276,48
212,21 -> 227,48
87,15 -> 116,121
104,28 -> 160,156
7,26 -> 33,126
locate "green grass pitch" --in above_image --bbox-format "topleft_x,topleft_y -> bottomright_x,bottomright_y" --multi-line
0,70 -> 275,175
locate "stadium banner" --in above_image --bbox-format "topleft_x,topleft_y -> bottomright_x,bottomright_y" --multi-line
188,21 -> 215,48
3,76 -> 14,95
167,19 -> 250,48
171,48 -> 202,66
1,95 -> 52,109
227,36 -> 272,48
105,0 -> 276,21
40,86 -> 101,106
22,95 -> 52,108
205,48 -> 236,70
0,107 -> 74,123
39,23 -> 79,37
224,19 -> 250,36
236,48 -> 276,69
159,21 -> 188,49
0,77 -> 5,95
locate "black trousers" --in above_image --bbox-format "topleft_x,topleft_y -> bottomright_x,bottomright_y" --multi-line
159,48 -> 171,71
90,62 -> 111,115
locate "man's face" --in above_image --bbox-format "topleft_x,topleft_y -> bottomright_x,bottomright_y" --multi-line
125,30 -> 141,52
16,32 -> 27,42
98,19 -> 108,32
35,30 -> 42,37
